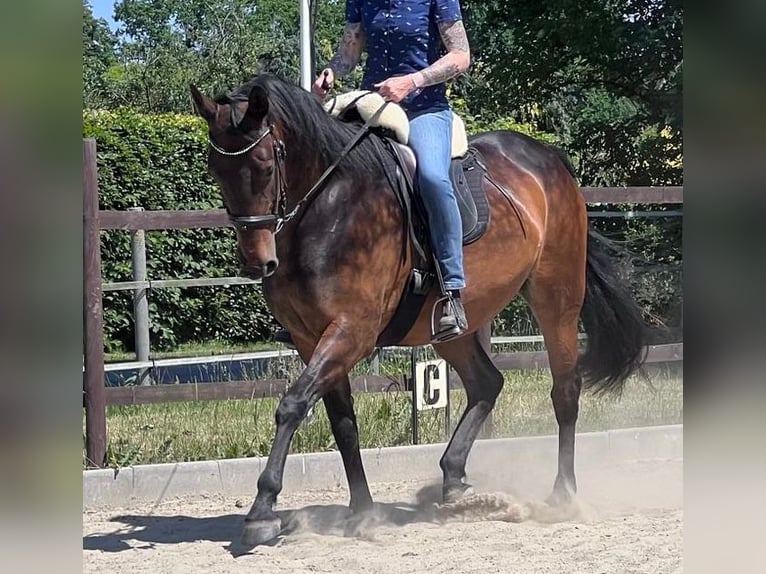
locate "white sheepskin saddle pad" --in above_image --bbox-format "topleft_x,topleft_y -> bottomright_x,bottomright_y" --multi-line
323,90 -> 469,158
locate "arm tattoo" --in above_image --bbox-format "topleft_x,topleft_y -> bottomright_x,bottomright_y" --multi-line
418,21 -> 470,87
329,23 -> 365,77
419,61 -> 462,87
439,20 -> 470,54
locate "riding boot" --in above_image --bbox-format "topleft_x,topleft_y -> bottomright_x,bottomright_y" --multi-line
432,291 -> 467,343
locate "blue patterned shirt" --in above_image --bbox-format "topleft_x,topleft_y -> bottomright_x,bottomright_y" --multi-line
345,0 -> 463,117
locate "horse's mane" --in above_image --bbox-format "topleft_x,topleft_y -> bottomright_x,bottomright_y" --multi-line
215,74 -> 391,181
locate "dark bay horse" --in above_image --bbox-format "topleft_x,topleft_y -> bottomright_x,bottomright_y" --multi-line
190,73 -> 647,547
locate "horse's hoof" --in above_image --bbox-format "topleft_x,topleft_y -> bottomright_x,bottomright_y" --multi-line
545,487 -> 575,508
443,481 -> 475,503
241,517 -> 282,547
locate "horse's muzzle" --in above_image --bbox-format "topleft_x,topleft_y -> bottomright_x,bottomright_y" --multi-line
240,260 -> 279,280
236,228 -> 279,279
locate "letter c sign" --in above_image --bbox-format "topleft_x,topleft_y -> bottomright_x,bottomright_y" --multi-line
414,359 -> 448,411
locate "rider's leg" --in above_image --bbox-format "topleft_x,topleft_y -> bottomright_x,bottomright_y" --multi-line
408,108 -> 467,339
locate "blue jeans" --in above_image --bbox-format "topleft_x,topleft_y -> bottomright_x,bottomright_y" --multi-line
408,109 -> 466,291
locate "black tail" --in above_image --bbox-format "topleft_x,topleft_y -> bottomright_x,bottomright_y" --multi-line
579,230 -> 648,394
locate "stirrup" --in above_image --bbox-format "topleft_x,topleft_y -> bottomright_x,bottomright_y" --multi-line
430,294 -> 466,343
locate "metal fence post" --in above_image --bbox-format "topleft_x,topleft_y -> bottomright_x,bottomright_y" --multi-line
128,207 -> 152,385
444,367 -> 451,440
410,347 -> 419,445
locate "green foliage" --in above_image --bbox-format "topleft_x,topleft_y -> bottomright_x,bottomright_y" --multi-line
456,0 -> 683,335
83,1 -> 119,109
83,109 -> 275,352
461,0 -> 682,187
89,0 -> 308,112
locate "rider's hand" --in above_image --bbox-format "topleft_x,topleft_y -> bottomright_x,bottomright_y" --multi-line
312,68 -> 334,99
374,75 -> 419,103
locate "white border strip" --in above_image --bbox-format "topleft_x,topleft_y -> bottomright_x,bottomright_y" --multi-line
83,424 -> 682,510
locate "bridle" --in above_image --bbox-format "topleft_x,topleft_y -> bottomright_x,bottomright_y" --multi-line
208,98 -> 390,236
208,124 -> 292,233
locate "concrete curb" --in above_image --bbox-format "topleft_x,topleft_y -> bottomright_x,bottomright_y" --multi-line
83,424 -> 682,510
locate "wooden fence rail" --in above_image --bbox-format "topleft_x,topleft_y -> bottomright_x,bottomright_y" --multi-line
97,187 -> 682,232
99,343 -> 683,407
83,138 -> 683,468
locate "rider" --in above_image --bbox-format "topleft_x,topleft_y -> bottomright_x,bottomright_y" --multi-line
314,0 -> 471,342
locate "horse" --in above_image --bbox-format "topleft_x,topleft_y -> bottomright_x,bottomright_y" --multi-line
189,73 -> 647,547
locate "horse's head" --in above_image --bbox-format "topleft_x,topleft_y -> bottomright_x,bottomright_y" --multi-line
190,82 -> 284,280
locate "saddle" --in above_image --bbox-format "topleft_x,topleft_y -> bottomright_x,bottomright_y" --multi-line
324,91 -> 492,346
324,91 -> 491,246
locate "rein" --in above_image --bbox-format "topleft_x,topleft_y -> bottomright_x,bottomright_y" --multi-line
208,100 -> 389,235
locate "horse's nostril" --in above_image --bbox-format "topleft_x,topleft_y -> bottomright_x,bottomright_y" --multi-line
264,260 -> 279,277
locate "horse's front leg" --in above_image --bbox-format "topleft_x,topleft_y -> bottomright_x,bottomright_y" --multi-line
241,320 -> 370,547
323,378 -> 373,513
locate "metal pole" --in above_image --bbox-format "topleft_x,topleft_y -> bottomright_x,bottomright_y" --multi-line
444,366 -> 451,439
410,347 -> 419,445
299,0 -> 312,90
128,207 -> 152,385
83,139 -> 107,468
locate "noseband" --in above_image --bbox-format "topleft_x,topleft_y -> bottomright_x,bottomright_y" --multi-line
208,125 -> 290,233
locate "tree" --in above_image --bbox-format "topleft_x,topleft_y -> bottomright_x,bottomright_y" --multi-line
461,0 -> 682,186
83,1 -> 118,109
86,0 -> 306,112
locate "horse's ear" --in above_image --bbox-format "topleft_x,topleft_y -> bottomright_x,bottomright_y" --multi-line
190,84 -> 216,122
247,85 -> 270,120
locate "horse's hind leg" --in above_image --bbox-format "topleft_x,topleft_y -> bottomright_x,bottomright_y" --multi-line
434,324 -> 504,501
522,277 -> 584,505
323,378 -> 373,513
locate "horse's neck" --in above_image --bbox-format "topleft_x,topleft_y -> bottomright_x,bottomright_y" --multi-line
282,135 -> 342,206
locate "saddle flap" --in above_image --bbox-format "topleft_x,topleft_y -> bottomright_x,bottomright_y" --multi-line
450,158 -> 478,236
452,149 -> 491,245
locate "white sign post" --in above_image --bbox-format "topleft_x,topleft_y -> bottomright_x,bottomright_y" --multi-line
414,359 -> 448,410
410,352 -> 451,445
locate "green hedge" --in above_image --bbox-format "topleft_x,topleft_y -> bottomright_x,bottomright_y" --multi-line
84,110 -> 275,352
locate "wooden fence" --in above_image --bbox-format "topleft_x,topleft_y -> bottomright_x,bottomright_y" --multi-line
82,138 -> 683,468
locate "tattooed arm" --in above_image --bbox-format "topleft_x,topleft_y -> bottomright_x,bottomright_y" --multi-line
411,20 -> 471,89
313,22 -> 365,98
374,19 -> 470,103
328,22 -> 366,77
